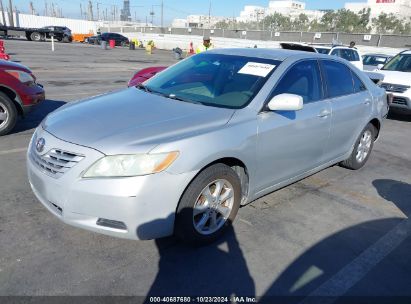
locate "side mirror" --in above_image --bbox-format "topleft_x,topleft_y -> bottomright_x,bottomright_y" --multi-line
377,64 -> 384,70
267,93 -> 303,111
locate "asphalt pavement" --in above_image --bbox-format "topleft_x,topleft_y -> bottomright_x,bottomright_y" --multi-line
0,40 -> 410,301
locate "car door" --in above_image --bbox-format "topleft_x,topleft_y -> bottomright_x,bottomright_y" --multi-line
320,59 -> 371,161
255,59 -> 331,192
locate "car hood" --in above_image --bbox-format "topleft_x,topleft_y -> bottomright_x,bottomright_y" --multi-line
0,60 -> 31,73
43,88 -> 235,155
378,70 -> 411,86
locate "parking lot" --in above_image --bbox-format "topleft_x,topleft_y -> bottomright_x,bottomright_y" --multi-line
1,40 -> 411,300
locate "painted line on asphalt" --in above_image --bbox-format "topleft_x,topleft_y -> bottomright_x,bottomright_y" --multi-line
0,148 -> 27,155
300,217 -> 411,304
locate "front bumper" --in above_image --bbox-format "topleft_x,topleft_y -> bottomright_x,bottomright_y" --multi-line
27,127 -> 197,240
388,92 -> 411,113
21,84 -> 45,116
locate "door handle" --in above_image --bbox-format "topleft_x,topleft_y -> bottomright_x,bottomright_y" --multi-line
364,99 -> 371,105
318,109 -> 331,118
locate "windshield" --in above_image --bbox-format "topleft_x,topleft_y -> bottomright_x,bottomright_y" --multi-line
382,54 -> 411,72
363,55 -> 389,66
143,53 -> 281,109
315,48 -> 330,54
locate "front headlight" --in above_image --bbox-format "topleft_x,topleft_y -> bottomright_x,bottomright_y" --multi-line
5,70 -> 35,85
83,152 -> 179,178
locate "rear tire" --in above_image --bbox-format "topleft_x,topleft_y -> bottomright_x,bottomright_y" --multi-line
340,123 -> 376,170
30,32 -> 41,42
0,92 -> 18,136
175,164 -> 242,245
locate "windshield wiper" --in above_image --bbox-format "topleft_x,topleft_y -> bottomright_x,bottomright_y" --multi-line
168,94 -> 204,105
136,83 -> 152,93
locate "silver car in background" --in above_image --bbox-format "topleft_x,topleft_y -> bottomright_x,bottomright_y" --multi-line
27,49 -> 388,244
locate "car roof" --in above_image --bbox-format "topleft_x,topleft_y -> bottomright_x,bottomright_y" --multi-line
401,50 -> 411,55
207,48 -> 337,62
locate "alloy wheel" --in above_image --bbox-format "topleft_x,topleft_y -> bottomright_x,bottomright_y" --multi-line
356,130 -> 372,163
193,179 -> 235,235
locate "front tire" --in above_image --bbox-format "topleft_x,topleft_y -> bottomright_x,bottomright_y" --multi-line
340,123 -> 376,170
175,164 -> 242,245
0,92 -> 18,136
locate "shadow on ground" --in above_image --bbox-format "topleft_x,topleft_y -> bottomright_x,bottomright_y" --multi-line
146,224 -> 255,298
12,99 -> 65,134
258,179 -> 411,303
143,180 -> 410,302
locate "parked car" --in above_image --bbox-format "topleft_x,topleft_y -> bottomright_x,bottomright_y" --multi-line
128,66 -> 167,87
280,43 -> 363,70
85,32 -> 129,46
40,26 -> 72,42
27,49 -> 388,244
362,53 -> 392,71
0,60 -> 45,135
377,50 -> 411,115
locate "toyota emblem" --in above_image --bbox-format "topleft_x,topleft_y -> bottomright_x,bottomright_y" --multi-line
36,137 -> 46,153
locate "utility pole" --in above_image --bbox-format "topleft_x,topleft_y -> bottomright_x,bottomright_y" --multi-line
96,2 -> 100,20
51,2 -> 55,17
44,1 -> 48,16
208,0 -> 211,29
8,0 -> 13,27
161,0 -> 164,28
88,0 -> 93,21
0,0 -> 6,26
80,3 -> 83,19
150,5 -> 154,25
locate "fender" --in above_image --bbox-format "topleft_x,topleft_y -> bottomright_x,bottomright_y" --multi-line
0,84 -> 25,115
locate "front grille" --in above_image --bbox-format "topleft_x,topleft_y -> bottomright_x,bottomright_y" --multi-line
30,145 -> 85,178
392,97 -> 408,105
381,83 -> 410,93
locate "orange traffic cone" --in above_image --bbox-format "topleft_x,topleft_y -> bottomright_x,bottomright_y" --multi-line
186,42 -> 195,57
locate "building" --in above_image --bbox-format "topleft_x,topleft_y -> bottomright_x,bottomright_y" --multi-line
345,0 -> 411,20
237,0 -> 324,23
120,0 -> 131,22
187,15 -> 227,28
171,18 -> 188,28
237,6 -> 266,23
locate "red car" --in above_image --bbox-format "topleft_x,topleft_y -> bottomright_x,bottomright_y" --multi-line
128,66 -> 167,87
0,60 -> 45,135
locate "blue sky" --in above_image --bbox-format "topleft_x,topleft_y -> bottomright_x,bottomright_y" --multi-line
12,0 -> 366,24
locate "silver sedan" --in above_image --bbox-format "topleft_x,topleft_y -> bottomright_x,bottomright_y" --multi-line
27,49 -> 388,244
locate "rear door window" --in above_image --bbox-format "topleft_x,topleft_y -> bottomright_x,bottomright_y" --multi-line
352,72 -> 367,93
322,60 -> 354,98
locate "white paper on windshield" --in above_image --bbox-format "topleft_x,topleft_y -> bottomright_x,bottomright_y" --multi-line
238,62 -> 276,77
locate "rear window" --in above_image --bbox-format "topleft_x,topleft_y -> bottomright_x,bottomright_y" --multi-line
331,49 -> 360,62
315,48 -> 330,55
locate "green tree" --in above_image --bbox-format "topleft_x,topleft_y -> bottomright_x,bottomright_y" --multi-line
372,13 -> 404,34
